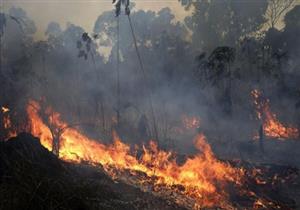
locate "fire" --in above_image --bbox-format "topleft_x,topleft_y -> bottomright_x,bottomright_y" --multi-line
1,106 -> 9,113
173,115 -> 201,134
1,106 -> 17,139
3,115 -> 12,130
26,100 -> 245,209
182,115 -> 200,130
1,106 -> 11,129
251,89 -> 299,140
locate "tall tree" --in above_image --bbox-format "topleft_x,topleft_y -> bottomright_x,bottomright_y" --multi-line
182,0 -> 268,52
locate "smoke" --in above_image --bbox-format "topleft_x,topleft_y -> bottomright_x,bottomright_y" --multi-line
1,4 -> 300,167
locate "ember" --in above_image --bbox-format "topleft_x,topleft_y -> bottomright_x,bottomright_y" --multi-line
1,106 -> 9,113
182,115 -> 200,130
172,115 -> 201,134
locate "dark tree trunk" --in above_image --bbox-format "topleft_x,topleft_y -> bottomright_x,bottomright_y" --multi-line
259,124 -> 264,153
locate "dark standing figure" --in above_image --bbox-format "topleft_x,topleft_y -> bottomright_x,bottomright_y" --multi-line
113,0 -> 130,16
259,123 -> 265,153
138,114 -> 149,143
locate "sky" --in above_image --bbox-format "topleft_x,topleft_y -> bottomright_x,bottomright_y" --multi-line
3,0 -> 191,40
3,0 -> 299,41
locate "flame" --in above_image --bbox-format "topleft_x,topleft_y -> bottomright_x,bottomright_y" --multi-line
173,115 -> 201,134
26,100 -> 246,208
251,89 -> 299,140
182,115 -> 201,130
1,107 -> 17,139
1,106 -> 11,129
3,115 -> 12,129
1,106 -> 9,113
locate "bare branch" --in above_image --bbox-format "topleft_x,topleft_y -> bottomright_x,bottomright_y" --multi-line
265,0 -> 295,28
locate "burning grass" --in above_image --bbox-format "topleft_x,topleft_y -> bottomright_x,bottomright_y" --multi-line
27,100 -> 242,209
251,89 -> 299,140
23,100 -> 298,209
0,133 -> 184,210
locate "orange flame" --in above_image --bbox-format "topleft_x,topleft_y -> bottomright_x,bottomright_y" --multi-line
1,107 -> 17,139
26,100 -> 246,208
251,89 -> 299,140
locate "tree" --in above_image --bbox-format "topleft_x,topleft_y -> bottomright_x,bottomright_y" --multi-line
183,0 -> 268,52
265,0 -> 295,28
282,5 -> 300,57
284,5 -> 300,27
93,8 -> 194,139
195,47 -> 235,115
